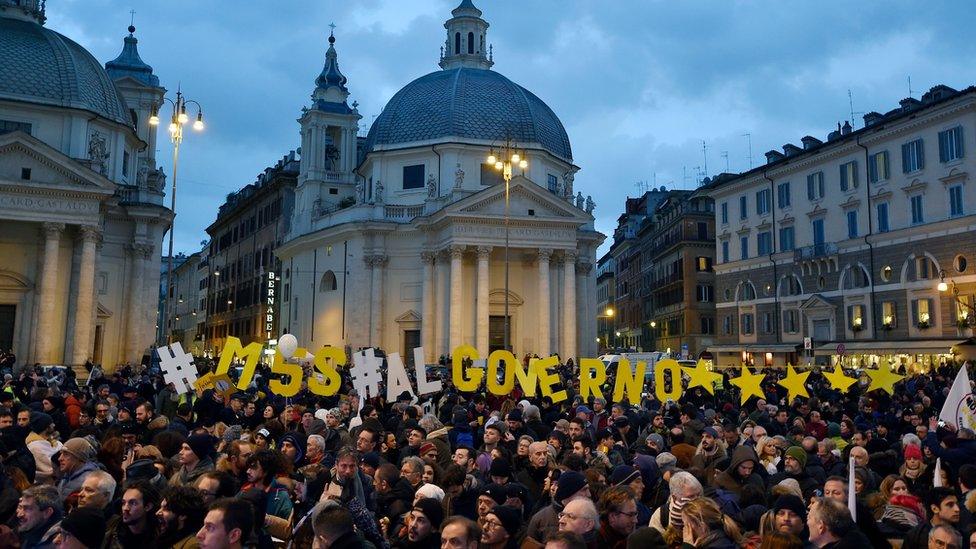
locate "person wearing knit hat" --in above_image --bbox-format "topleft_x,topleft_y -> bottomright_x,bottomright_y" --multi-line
784,446 -> 807,469
489,457 -> 512,483
904,443 -> 923,461
415,482 -> 447,504
172,433 -> 216,486
554,470 -> 590,505
772,494 -> 807,536
26,411 -> 62,484
56,437 -> 99,500
610,465 -> 641,488
279,432 -> 306,465
410,497 -> 445,540
477,483 -> 508,524
57,505 -> 107,548
482,505 -> 522,549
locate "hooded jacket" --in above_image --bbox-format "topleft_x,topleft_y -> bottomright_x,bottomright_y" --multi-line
377,477 -> 416,524
710,446 -> 762,496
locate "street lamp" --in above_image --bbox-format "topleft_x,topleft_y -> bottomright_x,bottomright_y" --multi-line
487,139 -> 528,352
152,87 -> 205,343
649,320 -> 657,352
939,269 -> 976,326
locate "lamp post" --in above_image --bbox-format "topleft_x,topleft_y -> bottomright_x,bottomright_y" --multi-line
597,306 -> 614,352
939,269 -> 976,328
150,88 -> 204,343
487,139 -> 527,352
649,320 -> 657,352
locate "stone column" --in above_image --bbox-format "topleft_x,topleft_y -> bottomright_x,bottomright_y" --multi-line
562,251 -> 577,361
367,255 -> 388,346
69,226 -> 100,365
476,246 -> 491,353
421,251 -> 437,363
125,242 -> 153,363
537,248 -> 552,357
576,261 -> 593,357
449,245 -> 465,352
35,222 -> 64,363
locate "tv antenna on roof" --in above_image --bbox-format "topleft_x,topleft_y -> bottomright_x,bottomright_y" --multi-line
742,133 -> 753,169
908,75 -> 914,98
721,151 -> 729,173
848,89 -> 864,129
701,140 -> 709,178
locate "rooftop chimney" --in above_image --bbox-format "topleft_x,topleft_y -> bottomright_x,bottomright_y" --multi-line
765,150 -> 785,164
841,121 -> 852,135
783,143 -> 803,156
801,135 -> 823,150
862,112 -> 883,127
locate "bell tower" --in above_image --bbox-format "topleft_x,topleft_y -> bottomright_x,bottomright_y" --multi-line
296,27 -> 361,231
439,0 -> 493,70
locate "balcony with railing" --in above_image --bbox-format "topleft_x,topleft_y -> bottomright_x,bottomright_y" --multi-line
794,242 -> 838,261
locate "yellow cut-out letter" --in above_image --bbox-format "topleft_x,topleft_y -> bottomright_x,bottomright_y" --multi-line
215,336 -> 263,390
486,350 -> 518,395
269,348 -> 305,397
308,346 -> 344,396
654,358 -> 684,402
578,358 -> 606,400
535,356 -> 568,403
612,359 -> 646,404
452,345 -> 482,391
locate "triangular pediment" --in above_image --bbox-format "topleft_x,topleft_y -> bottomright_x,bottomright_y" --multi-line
800,294 -> 834,311
395,309 -> 422,323
0,131 -> 116,194
97,302 -> 114,318
447,177 -> 591,222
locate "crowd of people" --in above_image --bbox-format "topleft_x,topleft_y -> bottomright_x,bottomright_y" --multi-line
0,351 -> 974,549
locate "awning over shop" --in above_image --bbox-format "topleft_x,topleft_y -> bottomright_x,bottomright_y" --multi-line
708,344 -> 801,353
812,340 -> 964,356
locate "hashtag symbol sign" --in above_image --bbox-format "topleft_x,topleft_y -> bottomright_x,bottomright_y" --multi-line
157,342 -> 198,394
351,348 -> 382,400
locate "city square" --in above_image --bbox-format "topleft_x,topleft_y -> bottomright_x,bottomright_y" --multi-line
1,0 -> 976,547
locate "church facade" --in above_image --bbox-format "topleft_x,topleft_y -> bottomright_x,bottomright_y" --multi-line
276,1 -> 605,363
0,0 -> 170,368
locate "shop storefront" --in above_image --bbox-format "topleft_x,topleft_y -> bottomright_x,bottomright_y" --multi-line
708,344 -> 801,369
812,340 -> 966,373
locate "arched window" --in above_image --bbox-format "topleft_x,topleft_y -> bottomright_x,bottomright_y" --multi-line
842,265 -> 871,289
319,270 -> 337,292
455,32 -> 461,54
780,274 -> 802,296
740,281 -> 756,301
467,32 -> 474,54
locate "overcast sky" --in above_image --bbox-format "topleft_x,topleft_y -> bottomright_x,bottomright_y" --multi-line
49,0 -> 976,257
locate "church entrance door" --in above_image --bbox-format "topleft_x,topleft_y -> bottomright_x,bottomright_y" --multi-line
403,329 -> 420,367
488,315 -> 511,353
0,305 -> 14,352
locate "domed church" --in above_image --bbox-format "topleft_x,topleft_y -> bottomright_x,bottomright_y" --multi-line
0,0 -> 170,368
277,0 -> 605,363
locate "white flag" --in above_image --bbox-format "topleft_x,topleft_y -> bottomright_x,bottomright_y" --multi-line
934,458 -> 944,488
848,455 -> 857,521
940,363 -> 976,431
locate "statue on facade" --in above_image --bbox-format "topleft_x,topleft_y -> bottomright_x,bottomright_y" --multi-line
562,170 -> 575,198
454,163 -> 465,189
135,159 -> 149,187
375,180 -> 384,203
585,195 -> 596,215
324,143 -> 340,172
355,180 -> 364,203
427,173 -> 437,198
575,192 -> 584,209
87,131 -> 109,176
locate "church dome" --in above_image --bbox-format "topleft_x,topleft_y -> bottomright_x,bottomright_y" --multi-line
0,15 -> 132,126
364,67 -> 573,161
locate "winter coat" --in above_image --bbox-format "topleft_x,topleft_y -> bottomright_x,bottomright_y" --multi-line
376,477 -> 416,524
710,446 -> 762,497
56,459 -> 99,500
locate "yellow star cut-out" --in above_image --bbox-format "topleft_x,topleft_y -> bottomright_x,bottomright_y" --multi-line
822,364 -> 858,393
729,365 -> 766,405
865,362 -> 905,395
681,359 -> 723,395
777,365 -> 811,403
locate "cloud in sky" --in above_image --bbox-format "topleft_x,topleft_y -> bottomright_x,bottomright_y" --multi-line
49,0 -> 976,257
